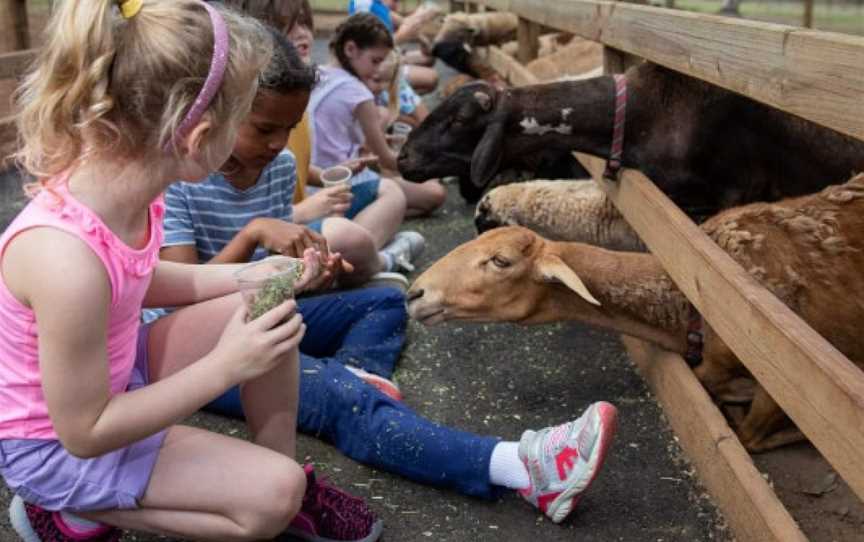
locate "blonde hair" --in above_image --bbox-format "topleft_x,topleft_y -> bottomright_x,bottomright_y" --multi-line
380,49 -> 401,120
14,0 -> 272,177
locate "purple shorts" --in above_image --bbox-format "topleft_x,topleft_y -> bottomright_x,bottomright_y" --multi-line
0,325 -> 168,512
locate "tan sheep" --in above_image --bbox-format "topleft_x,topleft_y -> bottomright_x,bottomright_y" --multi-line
408,173 -> 864,453
523,36 -> 603,81
433,11 -> 519,46
474,180 -> 645,251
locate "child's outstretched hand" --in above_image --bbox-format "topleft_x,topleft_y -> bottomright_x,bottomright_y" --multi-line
296,185 -> 352,220
248,218 -> 327,257
214,299 -> 306,385
342,156 -> 378,174
300,250 -> 354,292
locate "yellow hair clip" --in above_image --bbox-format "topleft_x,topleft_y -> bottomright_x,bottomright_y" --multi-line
120,0 -> 143,19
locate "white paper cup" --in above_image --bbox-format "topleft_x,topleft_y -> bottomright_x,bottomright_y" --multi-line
234,257 -> 304,320
388,133 -> 408,152
391,121 -> 413,137
321,165 -> 352,189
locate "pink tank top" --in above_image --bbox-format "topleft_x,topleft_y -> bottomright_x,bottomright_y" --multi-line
0,177 -> 164,439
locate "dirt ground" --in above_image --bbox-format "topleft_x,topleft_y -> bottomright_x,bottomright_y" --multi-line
0,13 -> 861,542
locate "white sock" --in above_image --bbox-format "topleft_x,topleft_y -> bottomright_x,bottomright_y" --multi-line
379,251 -> 395,272
488,441 -> 530,489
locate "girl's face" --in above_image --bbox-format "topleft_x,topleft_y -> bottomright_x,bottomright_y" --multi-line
365,60 -> 396,95
230,89 -> 310,172
286,23 -> 314,65
344,42 -> 392,81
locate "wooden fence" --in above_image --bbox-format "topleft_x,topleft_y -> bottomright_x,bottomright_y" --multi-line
455,1 -> 864,541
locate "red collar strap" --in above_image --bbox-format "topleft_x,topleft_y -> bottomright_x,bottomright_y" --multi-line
684,303 -> 704,367
603,74 -> 628,180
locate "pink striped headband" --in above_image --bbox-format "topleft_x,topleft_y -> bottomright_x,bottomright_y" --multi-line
166,1 -> 229,152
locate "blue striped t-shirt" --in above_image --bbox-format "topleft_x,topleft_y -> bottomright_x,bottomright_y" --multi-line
163,151 -> 297,263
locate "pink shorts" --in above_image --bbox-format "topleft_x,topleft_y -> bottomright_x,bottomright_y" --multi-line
0,325 -> 167,512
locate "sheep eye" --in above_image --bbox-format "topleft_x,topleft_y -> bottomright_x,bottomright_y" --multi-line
491,255 -> 511,268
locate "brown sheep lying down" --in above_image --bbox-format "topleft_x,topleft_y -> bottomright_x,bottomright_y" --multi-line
407,174 -> 864,453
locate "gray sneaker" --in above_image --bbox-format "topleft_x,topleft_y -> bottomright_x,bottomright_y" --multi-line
380,231 -> 426,273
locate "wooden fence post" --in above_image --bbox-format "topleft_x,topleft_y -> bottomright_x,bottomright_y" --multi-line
0,0 -> 30,52
602,46 -> 640,74
803,0 -> 814,28
517,18 -> 540,64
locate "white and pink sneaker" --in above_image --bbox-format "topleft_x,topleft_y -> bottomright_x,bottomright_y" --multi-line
518,401 -> 618,523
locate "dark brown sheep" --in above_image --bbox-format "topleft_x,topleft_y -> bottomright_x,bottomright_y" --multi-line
398,63 -> 864,215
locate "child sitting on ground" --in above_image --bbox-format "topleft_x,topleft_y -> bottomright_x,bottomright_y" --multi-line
0,2 -> 381,541
312,13 -> 447,217
366,49 -> 430,131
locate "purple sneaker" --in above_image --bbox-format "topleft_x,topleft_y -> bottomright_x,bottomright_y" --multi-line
282,465 -> 384,542
9,494 -> 122,542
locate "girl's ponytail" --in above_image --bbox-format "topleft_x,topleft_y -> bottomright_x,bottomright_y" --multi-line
14,0 -> 271,178
14,0 -> 119,176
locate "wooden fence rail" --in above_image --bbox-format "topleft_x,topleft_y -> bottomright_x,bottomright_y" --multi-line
473,0 -> 864,142
462,1 -> 864,540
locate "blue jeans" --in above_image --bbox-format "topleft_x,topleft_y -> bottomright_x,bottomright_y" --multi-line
207,287 -> 501,499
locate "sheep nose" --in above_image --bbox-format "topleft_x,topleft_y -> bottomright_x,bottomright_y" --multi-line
474,213 -> 501,234
406,288 -> 424,302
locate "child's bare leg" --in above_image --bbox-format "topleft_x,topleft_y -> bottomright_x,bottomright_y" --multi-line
321,218 -> 383,285
394,176 -> 447,217
147,293 -> 299,456
404,64 -> 438,94
84,425 -> 306,541
403,49 -> 435,67
352,177 -> 407,248
377,105 -> 395,133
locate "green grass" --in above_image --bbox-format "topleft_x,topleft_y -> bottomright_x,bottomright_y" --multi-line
671,0 -> 864,34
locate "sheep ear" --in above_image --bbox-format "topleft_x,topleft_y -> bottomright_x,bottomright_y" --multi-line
471,120 -> 505,189
536,254 -> 601,306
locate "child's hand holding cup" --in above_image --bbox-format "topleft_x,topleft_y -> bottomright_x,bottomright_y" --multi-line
235,256 -> 305,321
320,165 -> 353,217
387,121 -> 413,154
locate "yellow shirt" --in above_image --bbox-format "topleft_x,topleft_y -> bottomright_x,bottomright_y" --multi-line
287,110 -> 311,204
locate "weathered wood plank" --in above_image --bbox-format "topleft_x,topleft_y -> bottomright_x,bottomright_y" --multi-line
0,48 -> 36,80
575,151 -> 864,502
516,18 -> 541,64
471,0 -> 864,141
0,0 -> 30,52
0,115 -> 17,168
621,337 -> 808,542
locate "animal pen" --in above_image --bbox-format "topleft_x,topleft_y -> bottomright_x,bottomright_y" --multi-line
0,1 -> 862,540
450,0 -> 864,540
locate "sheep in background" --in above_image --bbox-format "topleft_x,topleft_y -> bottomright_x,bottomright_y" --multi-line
474,180 -> 645,251
523,37 -> 603,81
499,32 -> 577,58
407,174 -> 864,452
430,12 -> 518,78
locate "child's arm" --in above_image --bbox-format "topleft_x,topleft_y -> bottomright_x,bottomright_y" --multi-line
356,101 -> 399,171
143,260 -> 242,307
160,219 -> 327,266
4,229 -> 303,458
292,186 -> 352,223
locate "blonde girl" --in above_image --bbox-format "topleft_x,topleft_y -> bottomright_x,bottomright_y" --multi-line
0,1 -> 336,540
